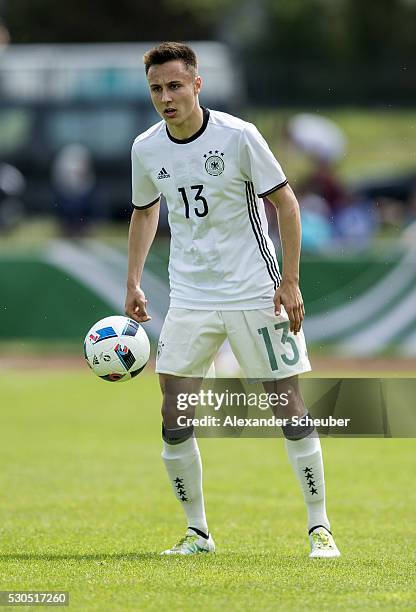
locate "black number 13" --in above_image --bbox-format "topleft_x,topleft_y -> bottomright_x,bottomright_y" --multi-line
178,185 -> 209,218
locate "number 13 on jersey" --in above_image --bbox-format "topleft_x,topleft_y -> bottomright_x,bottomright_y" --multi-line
178,185 -> 209,218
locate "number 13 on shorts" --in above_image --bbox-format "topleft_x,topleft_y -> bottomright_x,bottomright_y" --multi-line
258,321 -> 300,371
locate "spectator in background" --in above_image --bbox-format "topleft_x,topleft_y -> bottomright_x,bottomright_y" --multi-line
301,157 -> 347,216
285,113 -> 376,250
287,113 -> 348,217
0,163 -> 25,233
294,191 -> 333,252
0,18 -> 10,50
402,185 -> 416,248
51,144 -> 97,237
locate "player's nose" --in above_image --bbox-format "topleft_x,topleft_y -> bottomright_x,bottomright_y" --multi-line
161,88 -> 172,103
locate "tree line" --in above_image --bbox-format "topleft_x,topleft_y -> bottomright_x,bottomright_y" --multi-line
1,0 -> 415,104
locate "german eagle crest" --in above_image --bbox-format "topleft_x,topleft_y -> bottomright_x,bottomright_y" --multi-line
204,150 -> 225,176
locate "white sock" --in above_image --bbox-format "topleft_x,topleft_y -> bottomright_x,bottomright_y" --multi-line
285,433 -> 330,532
161,436 -> 209,536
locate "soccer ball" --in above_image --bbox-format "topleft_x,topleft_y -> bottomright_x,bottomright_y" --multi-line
84,315 -> 150,382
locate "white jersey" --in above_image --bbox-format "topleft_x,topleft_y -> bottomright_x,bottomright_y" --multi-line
131,108 -> 287,310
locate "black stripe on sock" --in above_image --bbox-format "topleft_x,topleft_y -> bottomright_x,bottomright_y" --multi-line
308,525 -> 332,536
189,527 -> 209,539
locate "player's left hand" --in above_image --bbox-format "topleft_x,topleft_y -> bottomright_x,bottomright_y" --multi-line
274,279 -> 305,334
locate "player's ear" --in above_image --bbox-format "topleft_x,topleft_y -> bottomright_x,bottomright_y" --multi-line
194,75 -> 202,95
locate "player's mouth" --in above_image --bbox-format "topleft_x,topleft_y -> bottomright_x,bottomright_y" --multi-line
164,108 -> 177,119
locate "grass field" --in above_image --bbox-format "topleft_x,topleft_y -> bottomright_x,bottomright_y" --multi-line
1,371 -> 415,611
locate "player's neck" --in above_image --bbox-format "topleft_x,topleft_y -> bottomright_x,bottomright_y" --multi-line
166,105 -> 204,141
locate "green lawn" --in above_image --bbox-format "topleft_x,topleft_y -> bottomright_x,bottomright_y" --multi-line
0,372 -> 415,610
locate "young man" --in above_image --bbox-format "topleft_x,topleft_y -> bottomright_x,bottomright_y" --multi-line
125,42 -> 340,558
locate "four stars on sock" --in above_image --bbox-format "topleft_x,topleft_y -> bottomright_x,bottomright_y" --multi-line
174,476 -> 189,502
303,466 -> 318,495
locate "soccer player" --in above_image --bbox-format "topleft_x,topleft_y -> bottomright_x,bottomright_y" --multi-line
125,42 -> 340,558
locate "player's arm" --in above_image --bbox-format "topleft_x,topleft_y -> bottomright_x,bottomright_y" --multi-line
125,201 -> 160,323
266,184 -> 305,334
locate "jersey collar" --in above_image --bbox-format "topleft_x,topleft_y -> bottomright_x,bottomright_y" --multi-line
166,107 -> 210,144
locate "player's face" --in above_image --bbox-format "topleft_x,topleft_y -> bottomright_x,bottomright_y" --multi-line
147,60 -> 202,128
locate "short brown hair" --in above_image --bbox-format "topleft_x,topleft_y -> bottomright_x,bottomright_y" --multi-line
143,42 -> 198,75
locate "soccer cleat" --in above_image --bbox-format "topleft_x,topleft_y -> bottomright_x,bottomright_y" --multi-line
309,526 -> 341,558
161,528 -> 215,555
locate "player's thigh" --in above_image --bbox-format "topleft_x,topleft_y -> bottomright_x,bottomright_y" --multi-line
156,308 -> 226,377
223,307 -> 311,380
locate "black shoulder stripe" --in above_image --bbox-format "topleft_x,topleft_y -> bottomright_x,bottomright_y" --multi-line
258,180 -> 288,198
248,182 -> 281,284
245,181 -> 280,290
246,182 -> 277,289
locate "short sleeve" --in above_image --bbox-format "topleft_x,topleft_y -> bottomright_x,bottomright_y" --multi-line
239,123 -> 288,198
131,144 -> 161,209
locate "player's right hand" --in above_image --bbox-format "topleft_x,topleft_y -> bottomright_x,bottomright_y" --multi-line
125,286 -> 152,323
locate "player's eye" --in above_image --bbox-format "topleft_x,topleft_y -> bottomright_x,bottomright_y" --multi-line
170,83 -> 181,90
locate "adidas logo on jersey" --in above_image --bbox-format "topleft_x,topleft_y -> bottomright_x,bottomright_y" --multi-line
157,167 -> 170,179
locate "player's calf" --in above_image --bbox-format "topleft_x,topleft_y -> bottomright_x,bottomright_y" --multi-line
279,394 -> 340,558
159,374 -> 210,542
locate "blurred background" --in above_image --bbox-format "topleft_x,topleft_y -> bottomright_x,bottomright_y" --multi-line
1,0 -> 416,371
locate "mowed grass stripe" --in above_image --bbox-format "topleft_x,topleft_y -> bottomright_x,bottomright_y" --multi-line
0,373 -> 415,610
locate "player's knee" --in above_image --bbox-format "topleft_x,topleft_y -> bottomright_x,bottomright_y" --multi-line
160,388 -> 194,444
161,386 -> 181,415
282,412 -> 315,441
162,423 -> 194,445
